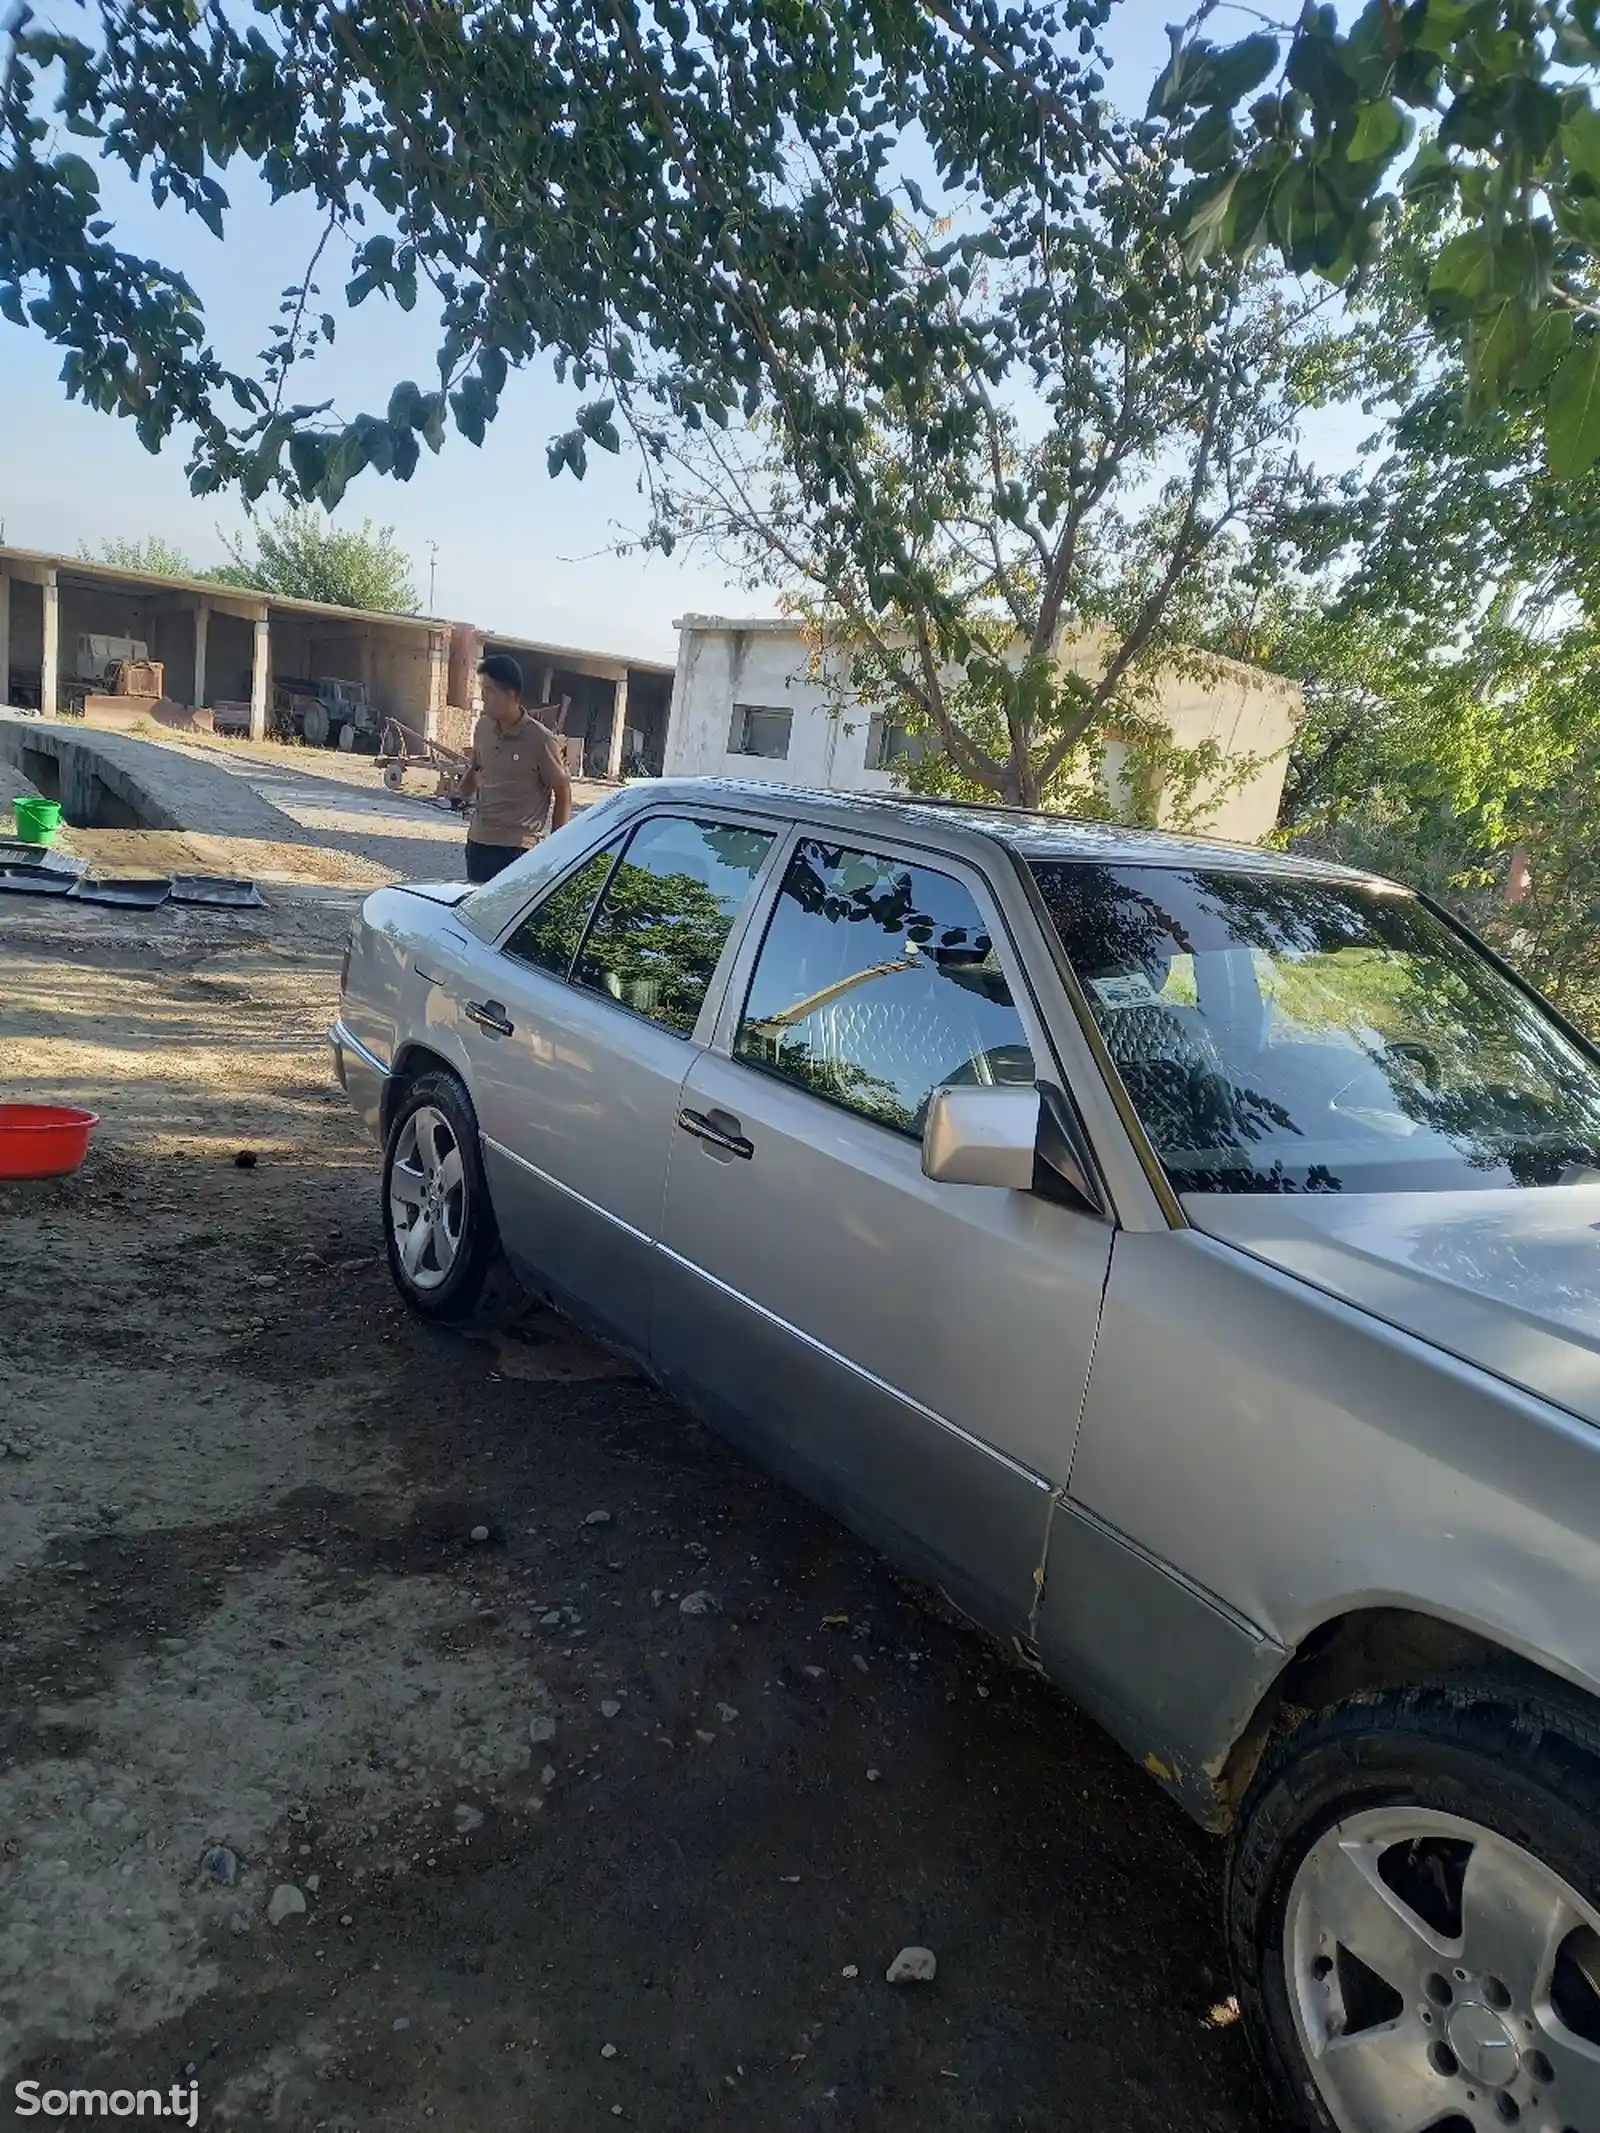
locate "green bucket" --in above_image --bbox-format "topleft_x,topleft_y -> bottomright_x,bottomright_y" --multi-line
13,796 -> 63,846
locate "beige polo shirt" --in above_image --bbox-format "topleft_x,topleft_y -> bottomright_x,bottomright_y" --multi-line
468,711 -> 566,848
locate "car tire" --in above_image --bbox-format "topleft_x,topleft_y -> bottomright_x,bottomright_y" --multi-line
1228,1681 -> 1600,2133
382,1068 -> 499,1322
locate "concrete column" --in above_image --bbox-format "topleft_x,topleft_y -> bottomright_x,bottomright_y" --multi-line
606,672 -> 629,781
192,600 -> 210,710
539,663 -> 554,705
426,629 -> 447,742
40,573 -> 59,721
0,571 -> 10,708
249,613 -> 270,741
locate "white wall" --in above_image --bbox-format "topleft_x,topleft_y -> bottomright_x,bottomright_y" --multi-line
667,618 -> 1302,842
664,622 -> 896,793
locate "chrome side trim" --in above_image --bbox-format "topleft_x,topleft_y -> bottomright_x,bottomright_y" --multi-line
482,1135 -> 655,1248
482,1134 -> 1053,1493
330,1020 -> 391,1080
1057,1494 -> 1273,1647
653,1238 -> 1053,1492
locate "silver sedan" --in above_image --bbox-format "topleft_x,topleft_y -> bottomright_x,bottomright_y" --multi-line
333,778 -> 1600,2133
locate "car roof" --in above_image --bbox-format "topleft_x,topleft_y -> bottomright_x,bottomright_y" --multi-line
638,777 -> 1391,887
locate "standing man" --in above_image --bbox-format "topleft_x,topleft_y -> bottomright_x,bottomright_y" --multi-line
460,652 -> 573,883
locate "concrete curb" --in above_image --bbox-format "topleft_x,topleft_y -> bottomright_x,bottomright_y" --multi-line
0,714 -> 296,842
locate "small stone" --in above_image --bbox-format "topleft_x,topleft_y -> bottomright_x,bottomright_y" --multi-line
201,1845 -> 238,1885
453,1804 -> 484,1832
584,1510 -> 613,1527
340,1914 -> 354,1927
976,1686 -> 990,1700
600,1700 -> 622,1719
234,1150 -> 257,1169
469,1524 -> 490,1543
679,1590 -> 720,1617
529,1715 -> 557,1746
305,1872 -> 321,1892
541,1610 -> 563,1627
694,1730 -> 716,1744
714,1702 -> 738,1724
866,1768 -> 881,1783
802,1665 -> 824,1680
84,1797 -> 128,1829
541,1764 -> 556,1787
886,1946 -> 937,1985
393,2016 -> 411,2032
266,1884 -> 306,1926
850,1655 -> 868,1674
841,1965 -> 859,1979
601,2043 -> 617,2059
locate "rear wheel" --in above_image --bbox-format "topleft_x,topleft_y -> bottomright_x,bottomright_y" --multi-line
1229,1684 -> 1600,2133
382,1069 -> 498,1320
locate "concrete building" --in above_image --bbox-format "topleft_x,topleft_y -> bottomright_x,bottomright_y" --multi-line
0,544 -> 678,777
0,544 -> 450,741
664,614 -> 1303,843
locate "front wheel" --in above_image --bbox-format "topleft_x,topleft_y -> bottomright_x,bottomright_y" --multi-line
382,1069 -> 498,1320
1229,1683 -> 1600,2133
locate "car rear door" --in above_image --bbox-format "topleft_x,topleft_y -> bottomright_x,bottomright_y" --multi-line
652,828 -> 1114,1641
444,808 -> 780,1354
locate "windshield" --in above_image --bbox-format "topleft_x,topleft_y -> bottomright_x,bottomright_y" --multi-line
1029,862 -> 1600,1195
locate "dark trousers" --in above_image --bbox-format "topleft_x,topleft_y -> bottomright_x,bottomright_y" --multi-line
465,840 -> 527,884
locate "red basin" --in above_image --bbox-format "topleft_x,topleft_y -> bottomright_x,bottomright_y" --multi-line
0,1104 -> 99,1180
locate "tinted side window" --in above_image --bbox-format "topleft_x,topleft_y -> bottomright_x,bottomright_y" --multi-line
502,841 -> 622,979
735,839 -> 1036,1134
574,816 -> 776,1035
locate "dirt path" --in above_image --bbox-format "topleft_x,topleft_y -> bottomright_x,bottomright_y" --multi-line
151,736 -> 618,884
0,902 -> 1274,2133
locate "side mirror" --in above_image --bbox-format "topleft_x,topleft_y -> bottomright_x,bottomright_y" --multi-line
921,1081 -> 1108,1217
921,1085 -> 1042,1191
1034,1081 -> 1107,1218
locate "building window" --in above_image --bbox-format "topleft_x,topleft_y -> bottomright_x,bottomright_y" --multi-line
864,713 -> 926,771
728,704 -> 793,761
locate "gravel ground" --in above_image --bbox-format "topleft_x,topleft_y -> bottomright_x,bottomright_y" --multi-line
0,897 -> 1277,2133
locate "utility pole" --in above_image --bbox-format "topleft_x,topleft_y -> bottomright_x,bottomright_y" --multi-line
426,541 -> 440,616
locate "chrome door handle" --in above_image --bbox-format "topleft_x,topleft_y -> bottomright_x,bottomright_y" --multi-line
465,999 -> 514,1037
677,1107 -> 753,1160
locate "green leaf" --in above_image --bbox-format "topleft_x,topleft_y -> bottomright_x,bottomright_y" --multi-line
1194,32 -> 1281,107
1502,79 -> 1561,162
1180,170 -> 1239,269
387,379 -> 424,429
289,432 -> 327,494
1560,104 -> 1600,187
1348,100 -> 1408,163
1430,227 -> 1496,301
1547,337 -> 1600,478
1468,300 -> 1524,408
1512,306 -> 1573,391
1412,0 -> 1476,60
1286,28 -> 1358,118
1403,138 -> 1457,199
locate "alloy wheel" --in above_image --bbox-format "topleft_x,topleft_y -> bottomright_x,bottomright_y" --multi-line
389,1103 -> 466,1292
1286,1805 -> 1600,2132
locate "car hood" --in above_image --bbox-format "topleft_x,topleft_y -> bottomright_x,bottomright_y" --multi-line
1186,1186 -> 1600,1427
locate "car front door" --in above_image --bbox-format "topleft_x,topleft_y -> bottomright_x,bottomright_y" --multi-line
443,810 -> 779,1353
652,830 -> 1114,1640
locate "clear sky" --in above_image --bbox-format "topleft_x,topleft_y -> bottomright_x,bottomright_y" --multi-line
0,5 -> 1365,662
